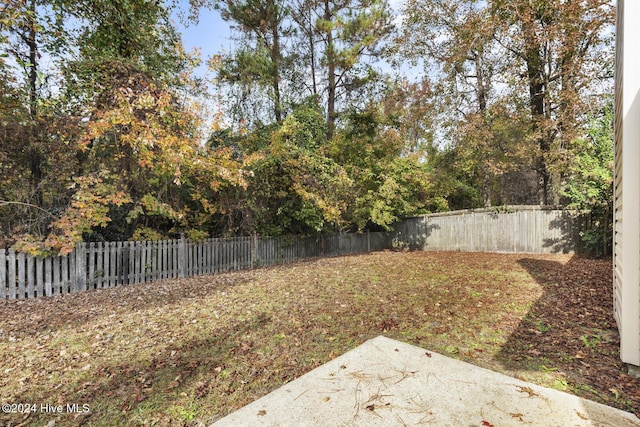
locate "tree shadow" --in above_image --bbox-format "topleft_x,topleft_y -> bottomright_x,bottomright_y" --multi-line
542,211 -> 585,254
1,298 -> 307,426
391,217 -> 440,251
495,255 -> 638,417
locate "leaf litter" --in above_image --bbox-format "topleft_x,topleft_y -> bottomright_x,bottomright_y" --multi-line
0,251 -> 637,426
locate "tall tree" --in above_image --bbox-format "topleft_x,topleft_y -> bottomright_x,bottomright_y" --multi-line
0,0 -> 78,243
399,0 -> 614,206
215,0 -> 291,124
0,0 -> 245,253
311,0 -> 393,137
491,0 -> 614,204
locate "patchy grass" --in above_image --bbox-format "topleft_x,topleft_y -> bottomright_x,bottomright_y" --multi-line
0,251 -> 636,426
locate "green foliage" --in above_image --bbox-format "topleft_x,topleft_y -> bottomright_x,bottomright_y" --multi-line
329,104 -> 433,230
560,101 -> 614,256
233,104 -> 351,235
0,0 -> 616,254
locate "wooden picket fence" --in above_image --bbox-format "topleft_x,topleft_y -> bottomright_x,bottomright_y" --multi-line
0,232 -> 391,300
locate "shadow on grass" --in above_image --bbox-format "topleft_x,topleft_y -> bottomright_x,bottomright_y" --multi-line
495,255 -> 638,416
1,304 -> 314,426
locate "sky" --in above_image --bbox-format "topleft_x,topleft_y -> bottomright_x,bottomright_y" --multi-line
170,4 -> 233,79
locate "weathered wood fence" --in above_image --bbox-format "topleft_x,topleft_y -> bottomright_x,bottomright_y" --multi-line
391,206 -> 584,254
0,233 -> 391,300
0,206 -> 587,301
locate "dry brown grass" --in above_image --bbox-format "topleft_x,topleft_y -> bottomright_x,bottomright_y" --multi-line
0,251 -> 635,426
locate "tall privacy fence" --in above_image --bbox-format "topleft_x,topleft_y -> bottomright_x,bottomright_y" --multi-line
391,206 -> 584,254
0,233 -> 391,301
0,206 -> 583,301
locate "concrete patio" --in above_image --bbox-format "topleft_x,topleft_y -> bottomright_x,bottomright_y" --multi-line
212,336 -> 640,427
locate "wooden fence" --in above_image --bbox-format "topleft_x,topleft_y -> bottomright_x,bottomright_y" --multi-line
0,232 -> 391,301
391,206 -> 584,254
0,206 -> 587,301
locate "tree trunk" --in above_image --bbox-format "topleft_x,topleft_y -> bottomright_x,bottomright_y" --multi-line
474,52 -> 487,113
324,0 -> 336,139
524,41 -> 551,205
269,0 -> 283,122
25,0 -> 44,207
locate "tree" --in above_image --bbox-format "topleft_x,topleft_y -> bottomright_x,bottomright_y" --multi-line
310,0 -> 393,137
560,100 -> 613,256
215,0 -> 292,124
212,102 -> 352,235
398,0 -> 614,206
398,0 -> 531,207
327,85 -> 434,230
0,0 -> 81,247
490,0 -> 614,204
0,0 -> 245,253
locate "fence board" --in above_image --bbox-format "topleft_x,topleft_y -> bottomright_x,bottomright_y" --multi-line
17,252 -> 26,299
52,256 -> 60,296
44,257 -> 52,297
35,256 -> 43,298
77,245 -> 87,292
95,243 -> 103,288
69,248 -> 77,294
88,243 -> 96,290
62,255 -> 70,294
0,250 -> 6,300
8,249 -> 16,299
26,255 -> 34,298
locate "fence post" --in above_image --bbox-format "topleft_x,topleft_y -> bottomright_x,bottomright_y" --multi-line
178,235 -> 187,278
367,230 -> 371,253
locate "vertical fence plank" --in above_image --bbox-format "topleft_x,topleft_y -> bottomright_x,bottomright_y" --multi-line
170,239 -> 175,278
35,256 -> 43,297
44,257 -> 52,297
17,252 -> 26,299
26,255 -> 34,299
212,238 -> 218,272
162,240 -> 168,279
205,239 -> 211,274
169,239 -> 174,278
207,238 -> 213,274
131,241 -> 138,284
0,249 -> 5,300
144,241 -> 151,283
136,241 -> 142,283
101,242 -> 109,288
178,237 -> 186,278
69,247 -> 77,294
117,242 -> 125,286
157,240 -> 163,280
95,242 -> 103,288
194,241 -> 200,276
77,244 -> 87,292
61,254 -> 69,294
8,249 -> 16,300
225,238 -> 230,271
52,256 -> 60,296
88,242 -> 96,290
127,241 -> 134,284
151,240 -> 158,282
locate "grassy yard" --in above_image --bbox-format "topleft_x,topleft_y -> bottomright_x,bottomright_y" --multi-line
0,251 -> 636,426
